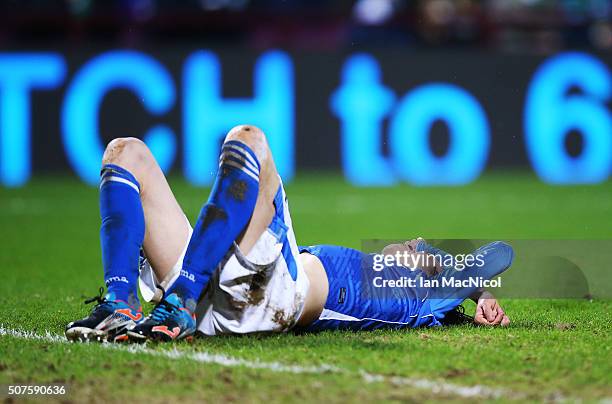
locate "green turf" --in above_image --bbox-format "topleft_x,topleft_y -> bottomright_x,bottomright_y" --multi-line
1,172 -> 611,402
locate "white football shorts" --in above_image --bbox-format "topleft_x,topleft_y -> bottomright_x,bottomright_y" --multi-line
138,181 -> 310,335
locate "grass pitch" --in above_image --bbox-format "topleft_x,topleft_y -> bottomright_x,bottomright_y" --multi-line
1,172 -> 611,402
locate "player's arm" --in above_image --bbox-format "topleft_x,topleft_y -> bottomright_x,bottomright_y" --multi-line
381,239 -> 442,276
470,290 -> 510,326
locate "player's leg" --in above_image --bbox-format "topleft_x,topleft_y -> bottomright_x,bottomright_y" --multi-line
66,137 -> 191,342
197,124 -> 280,256
129,125 -> 280,341
100,137 -> 192,282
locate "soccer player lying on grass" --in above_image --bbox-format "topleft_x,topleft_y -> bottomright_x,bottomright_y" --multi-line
66,125 -> 513,342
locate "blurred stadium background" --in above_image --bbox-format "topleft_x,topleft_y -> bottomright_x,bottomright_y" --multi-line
1,0 -> 611,49
0,0 -> 610,187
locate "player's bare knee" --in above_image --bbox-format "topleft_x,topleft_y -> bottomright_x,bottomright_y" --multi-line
224,125 -> 269,164
223,125 -> 279,199
102,137 -> 153,174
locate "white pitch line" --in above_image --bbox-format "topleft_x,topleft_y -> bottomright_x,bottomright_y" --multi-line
0,326 -> 338,375
0,326 -> 525,400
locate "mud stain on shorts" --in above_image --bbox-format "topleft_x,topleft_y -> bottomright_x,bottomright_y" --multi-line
273,292 -> 303,331
228,269 -> 267,311
245,270 -> 266,306
272,309 -> 293,331
229,298 -> 247,311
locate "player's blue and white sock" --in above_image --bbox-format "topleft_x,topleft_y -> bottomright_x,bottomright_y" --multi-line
169,140 -> 260,305
99,164 -> 144,305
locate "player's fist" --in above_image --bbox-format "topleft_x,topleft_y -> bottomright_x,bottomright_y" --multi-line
474,296 -> 510,326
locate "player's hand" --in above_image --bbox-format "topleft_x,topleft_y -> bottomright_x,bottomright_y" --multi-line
406,238 -> 442,277
381,238 -> 442,277
474,295 -> 510,326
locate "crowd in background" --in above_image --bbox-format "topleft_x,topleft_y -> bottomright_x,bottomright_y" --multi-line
0,0 -> 610,51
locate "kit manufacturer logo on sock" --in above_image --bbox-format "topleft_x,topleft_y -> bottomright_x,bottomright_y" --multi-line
105,276 -> 129,284
180,269 -> 196,282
